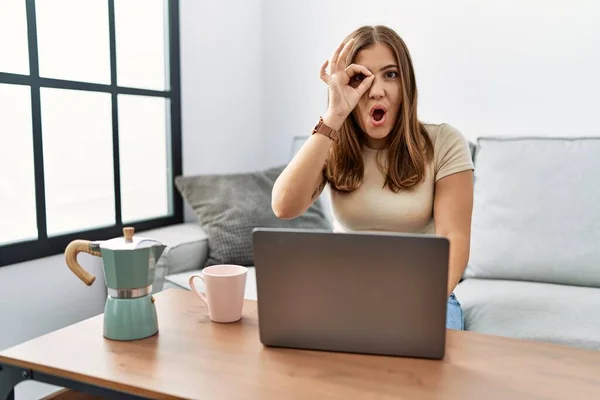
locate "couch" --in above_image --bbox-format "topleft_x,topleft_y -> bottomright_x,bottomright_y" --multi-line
455,135 -> 600,350
147,135 -> 600,351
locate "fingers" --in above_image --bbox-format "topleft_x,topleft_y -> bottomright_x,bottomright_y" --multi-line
344,64 -> 372,79
356,74 -> 375,96
320,59 -> 329,84
323,38 -> 358,83
335,38 -> 356,72
329,39 -> 348,72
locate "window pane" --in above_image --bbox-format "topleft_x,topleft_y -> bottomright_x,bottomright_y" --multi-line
36,0 -> 110,84
118,95 -> 170,223
0,0 -> 30,74
41,88 -> 114,236
115,0 -> 168,90
0,84 -> 37,245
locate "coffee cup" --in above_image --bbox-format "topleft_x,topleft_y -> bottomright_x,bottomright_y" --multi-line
188,264 -> 247,323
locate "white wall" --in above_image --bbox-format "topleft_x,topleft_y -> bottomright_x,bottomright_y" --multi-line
179,0 -> 266,176
179,0 -> 266,222
261,0 -> 600,151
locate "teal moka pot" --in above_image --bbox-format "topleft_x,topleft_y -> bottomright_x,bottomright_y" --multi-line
65,227 -> 166,341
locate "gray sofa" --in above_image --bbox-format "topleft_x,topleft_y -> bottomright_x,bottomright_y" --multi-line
150,135 -> 600,351
455,136 -> 600,350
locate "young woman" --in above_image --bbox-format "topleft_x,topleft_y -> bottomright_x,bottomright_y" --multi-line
271,25 -> 474,330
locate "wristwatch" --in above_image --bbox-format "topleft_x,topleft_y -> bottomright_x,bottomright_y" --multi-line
312,116 -> 339,141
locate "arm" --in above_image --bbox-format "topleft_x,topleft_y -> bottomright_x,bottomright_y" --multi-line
433,170 -> 474,297
271,133 -> 329,220
271,113 -> 343,219
272,37 -> 375,219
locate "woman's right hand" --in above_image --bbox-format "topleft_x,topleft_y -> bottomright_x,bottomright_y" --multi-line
320,38 -> 375,126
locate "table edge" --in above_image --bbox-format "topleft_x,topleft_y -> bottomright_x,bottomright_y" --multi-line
0,351 -> 181,399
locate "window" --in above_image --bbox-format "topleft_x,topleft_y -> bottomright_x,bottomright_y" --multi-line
0,0 -> 182,267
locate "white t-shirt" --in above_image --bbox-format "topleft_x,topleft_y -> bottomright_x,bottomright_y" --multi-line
329,123 -> 474,234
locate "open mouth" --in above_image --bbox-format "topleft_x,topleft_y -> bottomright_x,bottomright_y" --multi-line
373,109 -> 385,122
369,105 -> 388,126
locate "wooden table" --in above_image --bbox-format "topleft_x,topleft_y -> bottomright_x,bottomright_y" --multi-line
1,289 -> 600,399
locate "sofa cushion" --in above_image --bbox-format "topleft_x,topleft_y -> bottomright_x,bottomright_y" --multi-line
175,165 -> 332,268
455,278 -> 600,350
165,267 -> 258,300
465,136 -> 600,288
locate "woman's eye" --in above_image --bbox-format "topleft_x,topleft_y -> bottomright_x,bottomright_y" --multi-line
350,73 -> 365,88
385,71 -> 398,79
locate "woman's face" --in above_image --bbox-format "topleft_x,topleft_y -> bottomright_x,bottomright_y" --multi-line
351,43 -> 402,149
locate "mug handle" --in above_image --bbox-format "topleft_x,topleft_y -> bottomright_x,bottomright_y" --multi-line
188,275 -> 209,306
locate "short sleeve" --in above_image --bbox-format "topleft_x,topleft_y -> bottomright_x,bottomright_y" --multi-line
434,124 -> 474,182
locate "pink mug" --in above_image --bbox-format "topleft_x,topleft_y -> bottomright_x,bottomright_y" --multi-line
188,264 -> 248,323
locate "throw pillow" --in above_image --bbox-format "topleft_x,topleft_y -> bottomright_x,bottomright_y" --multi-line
465,136 -> 600,288
175,165 -> 332,267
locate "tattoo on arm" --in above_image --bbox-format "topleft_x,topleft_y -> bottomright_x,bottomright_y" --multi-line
311,178 -> 326,200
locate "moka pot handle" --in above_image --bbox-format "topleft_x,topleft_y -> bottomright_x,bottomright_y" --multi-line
65,240 -> 101,286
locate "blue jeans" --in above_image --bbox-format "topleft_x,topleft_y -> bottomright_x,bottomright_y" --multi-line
446,293 -> 464,330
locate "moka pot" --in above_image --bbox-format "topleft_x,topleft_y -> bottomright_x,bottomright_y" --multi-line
65,227 -> 166,341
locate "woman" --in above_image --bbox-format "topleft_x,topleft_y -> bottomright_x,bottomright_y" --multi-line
271,25 -> 474,330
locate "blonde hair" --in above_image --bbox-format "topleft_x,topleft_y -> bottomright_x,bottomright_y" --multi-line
325,25 -> 433,193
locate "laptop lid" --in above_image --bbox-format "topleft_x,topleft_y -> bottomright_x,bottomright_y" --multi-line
252,228 -> 450,359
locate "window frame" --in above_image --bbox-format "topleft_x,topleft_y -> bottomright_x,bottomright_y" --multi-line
0,0 -> 183,267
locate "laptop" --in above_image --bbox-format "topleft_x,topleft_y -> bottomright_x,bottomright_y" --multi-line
251,227 -> 450,359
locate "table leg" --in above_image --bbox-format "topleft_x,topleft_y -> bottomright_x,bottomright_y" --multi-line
0,364 -> 30,400
1,363 -> 147,400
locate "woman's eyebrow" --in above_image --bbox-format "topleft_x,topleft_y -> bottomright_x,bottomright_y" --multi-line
379,64 -> 399,72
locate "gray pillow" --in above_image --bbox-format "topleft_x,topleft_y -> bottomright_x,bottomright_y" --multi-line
175,165 -> 331,268
465,136 -> 600,288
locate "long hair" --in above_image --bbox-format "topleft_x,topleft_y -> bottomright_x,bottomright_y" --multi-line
325,25 -> 434,193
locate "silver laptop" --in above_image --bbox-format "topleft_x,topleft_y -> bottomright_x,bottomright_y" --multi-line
252,228 -> 450,359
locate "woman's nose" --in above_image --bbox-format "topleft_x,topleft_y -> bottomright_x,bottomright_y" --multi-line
368,79 -> 385,99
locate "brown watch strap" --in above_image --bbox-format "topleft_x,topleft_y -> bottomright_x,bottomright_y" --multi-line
312,116 -> 339,141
